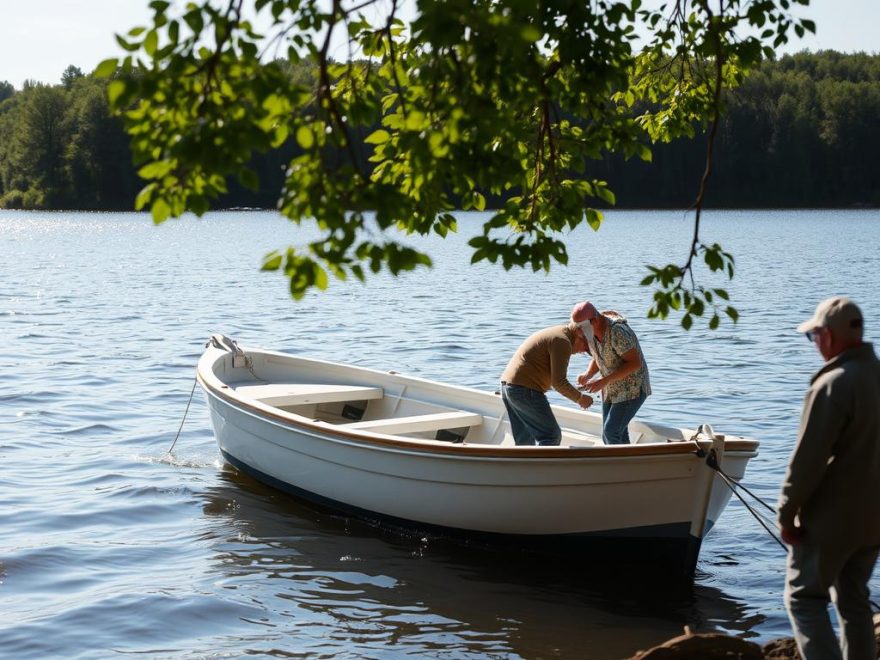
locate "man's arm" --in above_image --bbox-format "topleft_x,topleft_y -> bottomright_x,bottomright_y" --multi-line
583,348 -> 641,393
578,359 -> 599,387
778,377 -> 846,536
549,337 -> 590,406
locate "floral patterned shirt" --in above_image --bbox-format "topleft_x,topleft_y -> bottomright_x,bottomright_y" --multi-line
587,317 -> 651,404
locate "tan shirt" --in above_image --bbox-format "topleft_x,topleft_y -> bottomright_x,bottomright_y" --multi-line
777,343 -> 880,579
500,325 -> 582,404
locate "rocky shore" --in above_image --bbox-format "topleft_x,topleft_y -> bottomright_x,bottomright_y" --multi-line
629,614 -> 880,658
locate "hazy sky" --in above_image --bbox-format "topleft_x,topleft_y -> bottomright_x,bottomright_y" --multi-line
1,0 -> 877,90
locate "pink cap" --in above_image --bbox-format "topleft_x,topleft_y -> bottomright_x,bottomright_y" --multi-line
570,301 -> 598,323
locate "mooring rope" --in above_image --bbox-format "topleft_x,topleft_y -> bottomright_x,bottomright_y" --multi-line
711,462 -> 787,552
166,374 -> 198,455
165,335 -> 260,457
705,452 -> 880,612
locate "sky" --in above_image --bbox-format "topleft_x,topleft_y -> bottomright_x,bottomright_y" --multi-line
0,0 -> 877,90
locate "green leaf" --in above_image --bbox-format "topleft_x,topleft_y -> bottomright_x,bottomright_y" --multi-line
144,29 -> 159,56
151,197 -> 171,224
94,58 -> 118,78
586,208 -> 603,231
296,125 -> 315,149
134,183 -> 157,211
115,34 -> 139,52
137,160 -> 173,179
365,129 -> 391,144
313,264 -> 329,290
262,252 -> 283,271
107,80 -> 127,106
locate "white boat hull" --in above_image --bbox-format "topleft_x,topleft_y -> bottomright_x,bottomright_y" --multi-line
198,337 -> 758,576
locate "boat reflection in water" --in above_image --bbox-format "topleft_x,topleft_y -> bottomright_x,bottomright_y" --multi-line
199,467 -> 764,659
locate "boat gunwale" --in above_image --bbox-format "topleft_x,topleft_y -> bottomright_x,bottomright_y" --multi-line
197,347 -> 760,460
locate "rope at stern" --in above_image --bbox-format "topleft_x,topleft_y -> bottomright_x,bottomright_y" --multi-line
694,426 -> 880,612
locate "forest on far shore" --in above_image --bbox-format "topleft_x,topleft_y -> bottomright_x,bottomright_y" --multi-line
1,50 -> 878,212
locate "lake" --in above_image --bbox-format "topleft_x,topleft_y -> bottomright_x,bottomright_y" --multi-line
2,208 -> 879,658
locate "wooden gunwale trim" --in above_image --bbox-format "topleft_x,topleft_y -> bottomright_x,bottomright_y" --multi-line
198,371 -> 760,459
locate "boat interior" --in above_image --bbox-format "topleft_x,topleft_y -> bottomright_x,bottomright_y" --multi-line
230,380 -> 674,447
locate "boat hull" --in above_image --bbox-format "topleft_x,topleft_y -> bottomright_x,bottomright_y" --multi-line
198,340 -> 758,578
220,446 -> 704,575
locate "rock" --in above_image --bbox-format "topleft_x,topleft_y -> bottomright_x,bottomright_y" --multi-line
632,613 -> 880,659
761,611 -> 880,659
631,626 -> 763,659
761,637 -> 800,659
630,612 -> 880,660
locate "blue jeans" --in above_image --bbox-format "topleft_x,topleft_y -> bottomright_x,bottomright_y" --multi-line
501,382 -> 561,446
601,390 -> 647,444
785,541 -> 880,660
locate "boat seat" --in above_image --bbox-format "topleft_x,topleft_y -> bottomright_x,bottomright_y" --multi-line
561,429 -> 601,447
341,410 -> 483,435
234,383 -> 384,407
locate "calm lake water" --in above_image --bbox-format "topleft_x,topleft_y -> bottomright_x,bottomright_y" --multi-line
2,209 -> 879,659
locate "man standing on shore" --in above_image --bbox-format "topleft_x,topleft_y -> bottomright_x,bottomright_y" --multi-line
778,296 -> 880,660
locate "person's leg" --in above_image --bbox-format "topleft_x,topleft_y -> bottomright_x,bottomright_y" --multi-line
502,384 -> 560,446
785,542 -> 843,660
501,385 -> 533,445
602,399 -> 611,439
602,392 -> 646,445
834,544 -> 879,660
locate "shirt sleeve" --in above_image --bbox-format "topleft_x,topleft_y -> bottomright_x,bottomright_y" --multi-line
549,336 -> 581,403
777,375 -> 847,528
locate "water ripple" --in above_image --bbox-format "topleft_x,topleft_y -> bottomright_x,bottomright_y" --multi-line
2,209 -> 879,658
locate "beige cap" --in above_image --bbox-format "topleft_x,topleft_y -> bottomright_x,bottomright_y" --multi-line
797,296 -> 864,339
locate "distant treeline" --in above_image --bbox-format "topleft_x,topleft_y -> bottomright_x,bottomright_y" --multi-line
1,51 -> 878,211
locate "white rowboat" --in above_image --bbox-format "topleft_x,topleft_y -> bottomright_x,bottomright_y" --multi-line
198,335 -> 759,577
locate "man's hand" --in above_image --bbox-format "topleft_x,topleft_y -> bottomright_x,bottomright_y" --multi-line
583,376 -> 609,393
578,394 -> 594,409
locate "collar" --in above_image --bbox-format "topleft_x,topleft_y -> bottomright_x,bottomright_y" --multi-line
811,342 -> 877,385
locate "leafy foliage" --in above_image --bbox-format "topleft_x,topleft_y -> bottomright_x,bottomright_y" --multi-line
0,74 -> 139,209
61,65 -> 85,90
4,52 -> 879,216
101,0 -> 816,324
0,80 -> 14,104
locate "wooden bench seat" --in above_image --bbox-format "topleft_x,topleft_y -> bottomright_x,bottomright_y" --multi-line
341,410 -> 483,435
234,383 -> 383,407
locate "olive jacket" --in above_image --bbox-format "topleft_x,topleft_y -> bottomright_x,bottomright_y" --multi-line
777,343 -> 880,579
